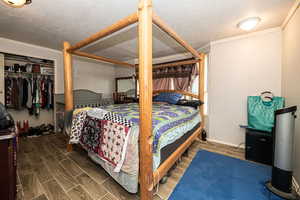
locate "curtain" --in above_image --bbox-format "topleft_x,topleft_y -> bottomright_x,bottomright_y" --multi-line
188,63 -> 199,92
153,68 -> 171,90
137,61 -> 198,91
153,78 -> 172,90
173,63 -> 198,91
191,63 -> 199,83
173,77 -> 189,90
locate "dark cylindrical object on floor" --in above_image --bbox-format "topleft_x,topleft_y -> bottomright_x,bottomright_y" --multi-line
201,129 -> 207,141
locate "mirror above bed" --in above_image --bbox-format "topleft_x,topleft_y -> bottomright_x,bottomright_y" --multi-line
114,76 -> 137,104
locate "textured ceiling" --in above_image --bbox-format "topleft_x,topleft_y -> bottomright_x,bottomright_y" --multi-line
0,0 -> 294,60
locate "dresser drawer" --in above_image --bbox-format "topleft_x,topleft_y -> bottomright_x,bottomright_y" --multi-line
245,129 -> 273,165
0,132 -> 17,200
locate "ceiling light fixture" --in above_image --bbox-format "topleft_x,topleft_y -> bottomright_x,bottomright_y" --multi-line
237,17 -> 261,31
2,0 -> 31,8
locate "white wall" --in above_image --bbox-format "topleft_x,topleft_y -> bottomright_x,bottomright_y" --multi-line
0,37 -> 116,126
72,57 -> 115,98
115,67 -> 135,78
208,28 -> 282,146
282,5 -> 300,184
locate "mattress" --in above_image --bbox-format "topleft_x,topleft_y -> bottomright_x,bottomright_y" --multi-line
160,122 -> 200,165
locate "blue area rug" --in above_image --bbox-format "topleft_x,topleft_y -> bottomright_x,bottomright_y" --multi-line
169,150 -> 283,200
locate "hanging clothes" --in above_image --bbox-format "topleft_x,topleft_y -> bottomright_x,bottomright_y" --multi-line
46,78 -> 54,109
22,78 -> 28,107
40,78 -> 47,109
26,78 -> 33,113
4,77 -> 13,107
32,77 -> 41,116
17,77 -> 23,110
4,73 -> 54,115
11,78 -> 20,109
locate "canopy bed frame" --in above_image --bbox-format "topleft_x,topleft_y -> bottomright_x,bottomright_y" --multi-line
63,0 -> 205,199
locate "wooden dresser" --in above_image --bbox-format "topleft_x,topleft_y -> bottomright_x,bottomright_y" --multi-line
0,130 -> 17,200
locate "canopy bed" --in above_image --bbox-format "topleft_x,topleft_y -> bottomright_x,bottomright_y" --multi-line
62,0 -> 205,199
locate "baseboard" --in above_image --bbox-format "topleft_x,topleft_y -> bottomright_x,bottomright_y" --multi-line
207,138 -> 245,149
292,176 -> 300,195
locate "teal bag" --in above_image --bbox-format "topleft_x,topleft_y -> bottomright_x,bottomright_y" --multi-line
247,96 -> 284,132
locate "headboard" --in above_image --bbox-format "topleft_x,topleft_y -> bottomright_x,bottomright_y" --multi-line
55,89 -> 113,108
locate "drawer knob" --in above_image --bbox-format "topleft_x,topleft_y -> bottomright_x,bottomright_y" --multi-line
259,138 -> 267,142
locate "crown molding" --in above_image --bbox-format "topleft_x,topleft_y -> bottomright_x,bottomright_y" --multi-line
210,27 -> 281,46
0,37 -> 60,54
281,0 -> 300,29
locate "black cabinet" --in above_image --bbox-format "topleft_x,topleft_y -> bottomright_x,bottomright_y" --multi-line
0,131 -> 17,200
245,129 -> 273,165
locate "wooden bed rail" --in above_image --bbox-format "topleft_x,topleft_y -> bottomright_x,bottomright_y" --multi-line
153,59 -> 199,69
68,12 -> 138,52
153,90 -> 200,99
152,13 -> 201,59
72,51 -> 135,68
153,126 -> 203,185
135,59 -> 199,70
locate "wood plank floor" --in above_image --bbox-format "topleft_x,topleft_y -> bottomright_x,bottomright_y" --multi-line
17,134 -> 244,200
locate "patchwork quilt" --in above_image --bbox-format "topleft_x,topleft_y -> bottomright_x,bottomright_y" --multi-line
71,108 -> 132,173
70,103 -> 200,174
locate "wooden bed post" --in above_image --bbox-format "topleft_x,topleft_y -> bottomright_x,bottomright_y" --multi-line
199,53 -> 205,127
63,41 -> 74,152
138,0 -> 153,199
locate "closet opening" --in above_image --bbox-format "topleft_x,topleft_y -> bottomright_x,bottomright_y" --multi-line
0,52 -> 55,137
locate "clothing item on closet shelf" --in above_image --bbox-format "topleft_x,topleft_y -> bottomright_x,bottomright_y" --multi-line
5,63 -> 37,73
